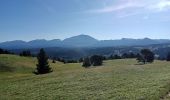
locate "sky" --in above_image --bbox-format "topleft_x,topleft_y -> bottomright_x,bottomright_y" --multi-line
0,0 -> 170,42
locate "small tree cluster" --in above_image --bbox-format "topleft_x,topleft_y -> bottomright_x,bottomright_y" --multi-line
108,52 -> 137,60
56,58 -> 64,62
56,57 -> 78,64
108,54 -> 121,60
82,55 -> 103,68
137,49 -> 154,64
66,60 -> 78,63
56,58 -> 78,64
122,52 -> 136,58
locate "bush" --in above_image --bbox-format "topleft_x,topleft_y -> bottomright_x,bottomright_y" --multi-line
82,57 -> 91,68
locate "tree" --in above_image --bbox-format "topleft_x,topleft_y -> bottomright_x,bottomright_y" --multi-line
166,52 -> 170,61
122,53 -> 128,58
137,49 -> 154,64
0,48 -> 4,54
35,48 -> 52,74
52,57 -> 56,63
113,54 -> 121,59
129,52 -> 136,58
108,54 -> 114,60
79,57 -> 83,63
90,55 -> 103,66
136,54 -> 145,64
82,57 -> 91,68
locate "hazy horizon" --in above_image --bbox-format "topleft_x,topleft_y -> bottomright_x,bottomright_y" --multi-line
1,0 -> 170,42
1,34 -> 170,43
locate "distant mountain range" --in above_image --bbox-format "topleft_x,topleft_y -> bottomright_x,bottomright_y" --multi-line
1,34 -> 170,49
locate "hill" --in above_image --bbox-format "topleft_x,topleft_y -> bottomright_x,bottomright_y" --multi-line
1,54 -> 170,99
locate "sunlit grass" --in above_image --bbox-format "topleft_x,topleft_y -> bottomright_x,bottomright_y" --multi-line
1,54 -> 170,100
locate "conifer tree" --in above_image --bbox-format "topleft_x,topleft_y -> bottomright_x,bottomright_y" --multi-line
35,48 -> 52,74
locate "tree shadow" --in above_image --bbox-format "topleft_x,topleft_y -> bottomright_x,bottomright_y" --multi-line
134,63 -> 145,65
0,64 -> 15,72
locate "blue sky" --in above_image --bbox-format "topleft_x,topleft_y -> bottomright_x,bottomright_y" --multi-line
0,0 -> 170,42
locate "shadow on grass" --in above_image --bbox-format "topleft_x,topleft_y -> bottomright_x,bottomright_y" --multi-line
32,70 -> 53,75
0,64 -> 15,72
134,63 -> 145,65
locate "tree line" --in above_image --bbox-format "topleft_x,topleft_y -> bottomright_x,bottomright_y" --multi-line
2,48 -> 170,63
0,48 -> 13,54
81,49 -> 155,68
19,50 -> 32,57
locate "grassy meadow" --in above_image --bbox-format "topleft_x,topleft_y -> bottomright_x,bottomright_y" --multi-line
1,54 -> 170,100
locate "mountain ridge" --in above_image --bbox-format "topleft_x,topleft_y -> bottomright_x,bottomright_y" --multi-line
1,34 -> 170,49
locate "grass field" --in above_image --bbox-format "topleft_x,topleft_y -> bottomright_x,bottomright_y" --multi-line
1,54 -> 170,100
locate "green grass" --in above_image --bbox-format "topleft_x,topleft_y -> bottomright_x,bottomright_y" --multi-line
1,54 -> 170,100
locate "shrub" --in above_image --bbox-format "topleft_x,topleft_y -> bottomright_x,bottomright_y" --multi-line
82,57 -> 91,68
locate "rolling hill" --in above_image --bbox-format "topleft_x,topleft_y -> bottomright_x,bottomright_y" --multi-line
1,54 -> 170,99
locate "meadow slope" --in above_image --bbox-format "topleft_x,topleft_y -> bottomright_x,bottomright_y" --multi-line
1,54 -> 170,100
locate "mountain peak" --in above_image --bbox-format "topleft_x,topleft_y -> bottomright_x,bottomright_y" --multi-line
63,35 -> 98,47
65,34 -> 97,40
143,37 -> 151,40
28,39 -> 47,43
64,35 -> 98,41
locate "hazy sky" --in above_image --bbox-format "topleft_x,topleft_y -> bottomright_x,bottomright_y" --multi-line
0,0 -> 170,42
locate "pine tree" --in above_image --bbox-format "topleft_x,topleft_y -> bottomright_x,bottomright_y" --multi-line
52,57 -> 56,63
35,48 -> 52,74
